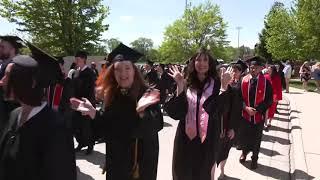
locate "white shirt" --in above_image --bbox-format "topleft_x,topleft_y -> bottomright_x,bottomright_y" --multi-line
283,64 -> 292,78
17,102 -> 47,127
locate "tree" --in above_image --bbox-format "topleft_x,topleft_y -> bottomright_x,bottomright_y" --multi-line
106,38 -> 121,53
265,2 -> 297,60
255,23 -> 273,61
158,1 -> 228,63
130,37 -> 154,62
295,0 -> 320,60
0,0 -> 110,55
239,45 -> 254,60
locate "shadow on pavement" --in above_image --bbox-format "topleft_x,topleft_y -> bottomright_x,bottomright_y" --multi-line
262,134 -> 291,145
277,107 -> 289,111
278,103 -> 289,106
277,112 -> 290,116
259,147 -> 282,157
242,160 -> 290,179
272,116 -> 289,122
292,169 -> 315,180
288,92 -> 303,94
76,150 -> 105,169
77,166 -> 95,180
222,174 -> 241,180
290,110 -> 301,113
269,125 -> 290,134
290,125 -> 302,132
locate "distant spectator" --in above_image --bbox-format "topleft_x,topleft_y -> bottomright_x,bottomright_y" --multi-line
90,62 -> 99,79
282,60 -> 292,93
299,61 -> 311,92
312,62 -> 320,92
67,62 -> 77,79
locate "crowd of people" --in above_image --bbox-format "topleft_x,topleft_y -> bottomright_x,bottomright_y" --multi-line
0,35 -> 317,180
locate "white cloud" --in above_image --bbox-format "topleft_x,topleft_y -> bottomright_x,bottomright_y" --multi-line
119,16 -> 134,23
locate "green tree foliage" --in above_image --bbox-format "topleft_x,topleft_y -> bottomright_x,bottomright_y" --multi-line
0,0 -> 110,56
265,2 -> 297,60
255,23 -> 273,61
106,38 -> 121,53
158,1 -> 228,63
130,37 -> 154,62
295,0 -> 320,60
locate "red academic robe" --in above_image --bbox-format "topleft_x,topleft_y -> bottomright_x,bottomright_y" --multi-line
264,73 -> 282,119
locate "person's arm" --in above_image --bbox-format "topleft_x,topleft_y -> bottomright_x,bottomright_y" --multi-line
255,80 -> 273,113
163,91 -> 188,120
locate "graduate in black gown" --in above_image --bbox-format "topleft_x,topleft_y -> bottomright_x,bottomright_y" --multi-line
72,51 -> 96,154
164,48 -> 234,180
144,60 -> 159,86
0,55 -> 76,180
71,43 -> 163,180
155,63 -> 175,104
214,60 -> 247,179
0,36 -> 23,134
238,56 -> 273,169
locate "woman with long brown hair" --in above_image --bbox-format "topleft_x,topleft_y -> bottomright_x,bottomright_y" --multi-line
71,43 -> 163,180
164,48 -> 235,180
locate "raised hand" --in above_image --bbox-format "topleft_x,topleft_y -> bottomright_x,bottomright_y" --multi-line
220,66 -> 232,90
168,65 -> 184,86
136,89 -> 160,113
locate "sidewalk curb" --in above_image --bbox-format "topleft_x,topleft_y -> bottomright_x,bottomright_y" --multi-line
285,95 -> 309,180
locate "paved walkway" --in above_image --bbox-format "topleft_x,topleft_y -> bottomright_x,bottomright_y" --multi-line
76,100 -> 293,180
285,87 -> 320,180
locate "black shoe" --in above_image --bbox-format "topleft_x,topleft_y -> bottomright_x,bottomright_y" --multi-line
250,161 -> 258,169
75,144 -> 83,152
85,145 -> 94,155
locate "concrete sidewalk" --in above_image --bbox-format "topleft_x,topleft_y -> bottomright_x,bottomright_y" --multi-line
285,87 -> 320,180
76,100 -> 293,180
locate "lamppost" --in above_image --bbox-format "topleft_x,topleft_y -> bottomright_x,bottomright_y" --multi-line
236,26 -> 242,49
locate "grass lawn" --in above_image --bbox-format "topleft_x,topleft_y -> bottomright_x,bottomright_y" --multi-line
290,79 -> 318,92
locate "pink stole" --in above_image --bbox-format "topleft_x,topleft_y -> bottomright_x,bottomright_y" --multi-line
185,78 -> 214,143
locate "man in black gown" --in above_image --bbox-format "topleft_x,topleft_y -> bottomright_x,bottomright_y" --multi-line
0,55 -> 76,180
144,60 -> 159,86
238,56 -> 273,169
72,51 -> 96,154
0,36 -> 23,135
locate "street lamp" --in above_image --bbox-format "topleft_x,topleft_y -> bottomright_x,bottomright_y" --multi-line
236,26 -> 242,49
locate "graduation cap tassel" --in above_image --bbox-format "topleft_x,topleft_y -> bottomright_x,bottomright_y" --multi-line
132,138 -> 140,179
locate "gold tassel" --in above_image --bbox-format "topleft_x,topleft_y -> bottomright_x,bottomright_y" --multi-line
132,138 -> 140,179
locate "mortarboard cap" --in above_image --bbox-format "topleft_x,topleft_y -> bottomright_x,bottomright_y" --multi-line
246,56 -> 265,66
12,55 -> 38,68
108,43 -> 143,63
146,59 -> 154,66
230,59 -> 248,72
26,42 -> 64,87
0,35 -> 24,50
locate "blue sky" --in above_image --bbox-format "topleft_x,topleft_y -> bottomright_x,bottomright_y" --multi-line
0,0 -> 294,49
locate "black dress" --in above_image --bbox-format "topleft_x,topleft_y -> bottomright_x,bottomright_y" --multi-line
94,89 -> 163,180
164,78 -> 232,180
155,72 -> 174,104
0,105 -> 77,180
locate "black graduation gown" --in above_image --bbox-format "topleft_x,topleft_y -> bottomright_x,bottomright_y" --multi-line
94,90 -> 164,180
215,83 -> 242,164
0,105 -> 76,180
47,78 -> 75,130
155,72 -> 174,104
145,69 -> 159,86
238,76 -> 273,159
73,67 -> 96,146
164,79 -> 227,180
